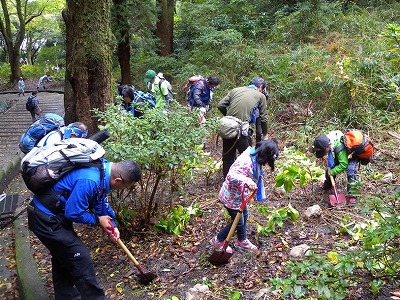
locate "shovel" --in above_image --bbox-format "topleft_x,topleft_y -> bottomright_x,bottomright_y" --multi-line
328,168 -> 346,207
106,221 -> 156,284
208,185 -> 257,265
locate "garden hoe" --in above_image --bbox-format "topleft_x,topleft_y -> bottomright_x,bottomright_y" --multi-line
107,221 -> 156,284
208,185 -> 257,265
328,168 -> 346,207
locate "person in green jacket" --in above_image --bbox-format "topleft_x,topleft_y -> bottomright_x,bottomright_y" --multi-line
144,69 -> 173,111
217,77 -> 269,178
313,130 -> 358,204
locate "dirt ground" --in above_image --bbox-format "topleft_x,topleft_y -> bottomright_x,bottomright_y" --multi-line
0,85 -> 399,299
30,135 -> 400,300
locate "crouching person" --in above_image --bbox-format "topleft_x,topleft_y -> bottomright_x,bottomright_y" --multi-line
27,160 -> 142,300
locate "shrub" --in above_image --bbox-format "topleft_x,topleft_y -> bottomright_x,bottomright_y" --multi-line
93,103 -> 219,228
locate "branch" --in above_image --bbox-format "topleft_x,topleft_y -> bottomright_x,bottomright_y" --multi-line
388,131 -> 400,140
24,6 -> 45,25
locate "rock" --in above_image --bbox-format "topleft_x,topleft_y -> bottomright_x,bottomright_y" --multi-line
254,288 -> 272,299
290,244 -> 310,259
185,284 -> 210,300
304,204 -> 322,218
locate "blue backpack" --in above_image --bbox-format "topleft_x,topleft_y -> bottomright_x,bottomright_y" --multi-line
18,113 -> 65,154
133,90 -> 156,108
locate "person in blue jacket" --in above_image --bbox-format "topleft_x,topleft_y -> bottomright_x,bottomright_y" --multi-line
188,75 -> 219,111
27,159 -> 142,300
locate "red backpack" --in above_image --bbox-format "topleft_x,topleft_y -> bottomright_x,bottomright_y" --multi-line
335,129 -> 374,165
183,75 -> 204,103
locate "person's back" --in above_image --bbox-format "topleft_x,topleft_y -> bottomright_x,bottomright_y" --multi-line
217,77 -> 269,178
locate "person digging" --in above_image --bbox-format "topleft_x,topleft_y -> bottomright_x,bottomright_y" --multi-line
312,130 -> 358,205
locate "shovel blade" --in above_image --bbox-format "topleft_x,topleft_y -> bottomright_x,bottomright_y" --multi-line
208,247 -> 233,265
136,272 -> 156,284
329,193 -> 347,207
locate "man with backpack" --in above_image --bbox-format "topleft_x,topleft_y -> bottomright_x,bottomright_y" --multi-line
312,130 -> 373,205
217,77 -> 269,178
27,159 -> 142,299
144,69 -> 173,111
26,91 -> 42,122
187,75 -> 219,112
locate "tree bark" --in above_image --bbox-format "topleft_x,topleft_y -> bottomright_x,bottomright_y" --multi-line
156,0 -> 175,56
112,0 -> 132,84
63,1 -> 113,134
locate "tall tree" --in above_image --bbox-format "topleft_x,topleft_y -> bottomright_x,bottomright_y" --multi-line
156,0 -> 175,56
0,0 -> 44,82
63,0 -> 113,134
111,0 -> 157,84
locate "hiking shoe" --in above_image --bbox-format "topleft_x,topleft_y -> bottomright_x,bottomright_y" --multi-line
209,236 -> 224,247
347,197 -> 357,205
236,239 -> 258,253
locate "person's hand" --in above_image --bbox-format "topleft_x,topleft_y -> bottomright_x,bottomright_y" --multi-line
247,181 -> 257,191
199,107 -> 207,115
99,216 -> 120,242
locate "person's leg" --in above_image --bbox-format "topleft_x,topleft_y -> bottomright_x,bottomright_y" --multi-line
222,137 -> 237,178
28,208 -> 106,300
30,111 -> 35,122
236,135 -> 251,154
216,207 -> 240,241
347,157 -> 359,198
235,205 -> 248,241
322,169 -> 333,189
255,117 -> 262,143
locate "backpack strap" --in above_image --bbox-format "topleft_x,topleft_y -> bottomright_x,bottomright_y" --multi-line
334,143 -> 346,155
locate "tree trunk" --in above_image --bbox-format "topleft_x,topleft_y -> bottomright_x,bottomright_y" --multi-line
112,0 -> 132,84
156,0 -> 175,56
63,1 -> 113,134
116,34 -> 132,84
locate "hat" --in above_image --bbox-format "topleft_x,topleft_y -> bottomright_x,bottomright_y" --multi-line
144,70 -> 156,83
313,134 -> 330,158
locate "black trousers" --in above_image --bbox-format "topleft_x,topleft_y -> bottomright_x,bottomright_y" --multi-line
222,134 -> 252,178
27,206 -> 106,300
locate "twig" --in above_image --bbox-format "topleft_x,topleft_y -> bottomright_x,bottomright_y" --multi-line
388,131 -> 400,140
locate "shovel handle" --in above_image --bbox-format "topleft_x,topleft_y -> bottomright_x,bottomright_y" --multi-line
117,239 -> 140,267
328,168 -> 340,199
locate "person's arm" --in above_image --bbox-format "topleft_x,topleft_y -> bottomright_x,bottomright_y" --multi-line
63,179 -> 102,225
330,149 -> 349,176
257,94 -> 269,137
160,81 -> 171,109
217,93 -> 231,116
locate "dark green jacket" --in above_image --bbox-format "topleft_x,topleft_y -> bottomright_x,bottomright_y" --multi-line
217,86 -> 268,135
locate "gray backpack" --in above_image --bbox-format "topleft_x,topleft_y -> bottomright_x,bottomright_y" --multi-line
21,138 -> 105,194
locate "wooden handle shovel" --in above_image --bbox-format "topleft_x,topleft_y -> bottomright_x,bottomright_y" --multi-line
208,185 -> 257,265
106,221 -> 156,284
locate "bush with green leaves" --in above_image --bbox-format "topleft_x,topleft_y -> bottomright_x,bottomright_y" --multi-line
256,204 -> 299,236
274,147 -> 324,193
93,103 -> 219,225
268,189 -> 400,299
154,203 -> 202,235
269,250 -> 357,300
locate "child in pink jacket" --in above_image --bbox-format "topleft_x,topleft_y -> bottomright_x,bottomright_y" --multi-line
210,139 -> 279,252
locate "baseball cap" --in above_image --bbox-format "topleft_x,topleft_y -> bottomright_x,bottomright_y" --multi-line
144,70 -> 156,83
313,134 -> 330,158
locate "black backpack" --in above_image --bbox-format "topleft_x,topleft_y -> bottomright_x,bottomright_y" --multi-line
26,95 -> 37,111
